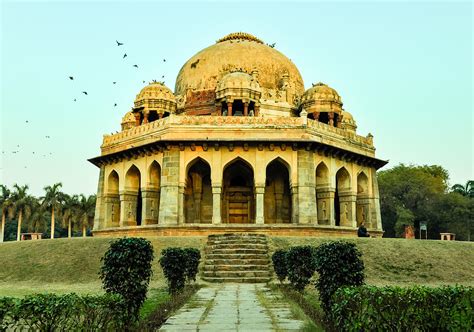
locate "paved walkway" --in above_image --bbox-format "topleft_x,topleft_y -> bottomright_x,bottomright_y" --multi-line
159,284 -> 306,331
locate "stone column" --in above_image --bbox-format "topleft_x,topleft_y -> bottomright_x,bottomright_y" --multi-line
215,103 -> 222,116
296,150 -> 317,224
141,188 -> 160,225
93,165 -> 105,230
159,148 -> 180,225
316,187 -> 335,226
290,185 -> 299,224
178,185 -> 185,224
338,191 -> 357,227
120,191 -> 138,227
243,102 -> 249,116
212,185 -> 222,224
314,112 -> 320,121
227,101 -> 233,116
370,168 -> 383,231
143,111 -> 149,124
104,194 -> 120,228
255,185 -> 265,224
134,112 -> 141,126
328,112 -> 334,126
255,105 -> 260,116
158,112 -> 163,119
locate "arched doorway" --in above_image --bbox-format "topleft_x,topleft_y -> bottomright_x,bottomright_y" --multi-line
185,158 -> 212,223
265,159 -> 291,223
144,161 -> 161,224
356,172 -> 369,227
335,167 -> 351,226
315,162 -> 330,225
105,170 -> 120,228
222,159 -> 255,223
124,165 -> 142,226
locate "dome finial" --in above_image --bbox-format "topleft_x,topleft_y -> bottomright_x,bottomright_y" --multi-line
216,32 -> 264,44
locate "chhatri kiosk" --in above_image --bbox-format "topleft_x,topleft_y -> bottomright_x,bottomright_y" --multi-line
89,32 -> 387,237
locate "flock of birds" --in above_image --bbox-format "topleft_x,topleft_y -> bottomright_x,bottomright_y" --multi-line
3,39 -> 168,170
68,40 -> 167,106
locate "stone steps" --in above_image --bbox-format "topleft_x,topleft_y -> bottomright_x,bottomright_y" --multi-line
201,233 -> 272,283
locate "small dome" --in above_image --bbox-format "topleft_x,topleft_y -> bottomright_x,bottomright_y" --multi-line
135,81 -> 176,105
301,82 -> 342,105
134,81 -> 176,115
121,111 -> 136,131
216,71 -> 262,102
340,110 -> 357,133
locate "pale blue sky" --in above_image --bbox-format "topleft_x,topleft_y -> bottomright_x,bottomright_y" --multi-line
1,1 -> 472,196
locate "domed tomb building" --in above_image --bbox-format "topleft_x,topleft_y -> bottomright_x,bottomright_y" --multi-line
89,32 -> 387,237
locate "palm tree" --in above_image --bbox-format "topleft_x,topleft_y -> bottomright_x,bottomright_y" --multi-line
8,184 -> 33,241
28,200 -> 47,233
0,185 -> 12,243
41,183 -> 65,239
451,180 -> 474,198
76,194 -> 96,237
62,194 -> 79,238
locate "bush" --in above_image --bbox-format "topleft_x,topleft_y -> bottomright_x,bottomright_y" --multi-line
272,249 -> 288,283
331,285 -> 474,331
99,237 -> 154,323
286,246 -> 317,292
183,248 -> 201,283
160,248 -> 188,294
0,293 -> 127,331
314,241 -> 364,315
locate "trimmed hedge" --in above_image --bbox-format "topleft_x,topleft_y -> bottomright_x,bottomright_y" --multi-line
331,285 -> 474,331
272,249 -> 288,283
183,248 -> 201,282
313,241 -> 365,315
160,247 -> 201,294
286,245 -> 317,292
0,293 -> 127,331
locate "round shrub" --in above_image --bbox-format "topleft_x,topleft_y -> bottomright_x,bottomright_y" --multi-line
272,249 -> 288,283
286,245 -> 317,292
183,248 -> 201,283
160,248 -> 188,294
99,237 -> 154,322
314,241 -> 365,315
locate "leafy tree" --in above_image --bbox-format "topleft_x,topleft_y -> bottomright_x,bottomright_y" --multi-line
0,185 -> 12,243
271,249 -> 288,283
75,194 -> 95,237
183,248 -> 201,283
160,248 -> 188,294
41,183 -> 65,239
8,185 -> 33,241
62,194 -> 79,238
99,237 -> 154,324
286,246 -> 317,292
451,180 -> 474,198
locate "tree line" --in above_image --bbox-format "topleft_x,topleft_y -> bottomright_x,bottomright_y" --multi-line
378,164 -> 473,240
0,183 -> 96,242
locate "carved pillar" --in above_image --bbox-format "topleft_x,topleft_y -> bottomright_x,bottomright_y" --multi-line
141,188 -> 160,225
314,112 -> 320,121
243,102 -> 249,116
212,185 -> 222,224
338,191 -> 357,227
159,148 -> 180,225
328,112 -> 334,126
254,105 -> 260,117
215,103 -> 222,116
178,184 -> 185,224
274,180 -> 284,223
316,187 -> 335,226
296,150 -> 317,224
93,165 -> 105,231
143,111 -> 149,124
291,185 -> 299,224
227,101 -> 233,116
191,173 -> 202,223
158,113 -> 163,119
255,185 -> 265,224
356,194 -> 371,228
134,112 -> 141,126
120,191 -> 138,227
104,194 -> 120,228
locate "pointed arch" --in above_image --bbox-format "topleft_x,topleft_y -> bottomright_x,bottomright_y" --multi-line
125,164 -> 141,191
356,171 -> 370,227
222,157 -> 255,223
357,172 -> 369,194
124,164 -> 142,226
265,158 -> 292,223
107,170 -> 119,194
336,167 -> 351,191
335,167 -> 351,227
316,162 -> 330,187
148,161 -> 161,190
185,157 -> 212,224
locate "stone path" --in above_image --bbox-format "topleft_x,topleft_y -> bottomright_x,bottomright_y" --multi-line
159,284 -> 306,331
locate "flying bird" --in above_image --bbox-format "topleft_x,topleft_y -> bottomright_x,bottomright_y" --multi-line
82,91 -> 88,95
163,59 -> 166,62
142,80 -> 145,83
116,40 -> 123,46
114,103 -> 117,107
25,120 -> 29,123
74,98 -> 77,102
45,136 -> 50,138
133,64 -> 138,68
123,53 -> 127,59
113,81 -> 117,84
162,75 -> 165,78
69,76 -> 74,80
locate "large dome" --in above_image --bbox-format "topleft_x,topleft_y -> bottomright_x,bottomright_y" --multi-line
175,32 -> 304,97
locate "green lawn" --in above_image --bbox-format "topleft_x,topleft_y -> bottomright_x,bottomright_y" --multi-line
0,235 -> 473,297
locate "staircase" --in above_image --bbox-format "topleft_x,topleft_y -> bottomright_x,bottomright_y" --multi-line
202,233 -> 272,283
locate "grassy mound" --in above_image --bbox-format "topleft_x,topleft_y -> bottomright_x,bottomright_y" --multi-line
0,236 -> 473,296
270,237 -> 474,286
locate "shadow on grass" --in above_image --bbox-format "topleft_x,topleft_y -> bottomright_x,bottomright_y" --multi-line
138,284 -> 200,331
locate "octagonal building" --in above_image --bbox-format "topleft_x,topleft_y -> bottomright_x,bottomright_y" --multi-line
89,32 -> 387,237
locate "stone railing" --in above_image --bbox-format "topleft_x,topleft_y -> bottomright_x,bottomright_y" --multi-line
102,114 -> 373,147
